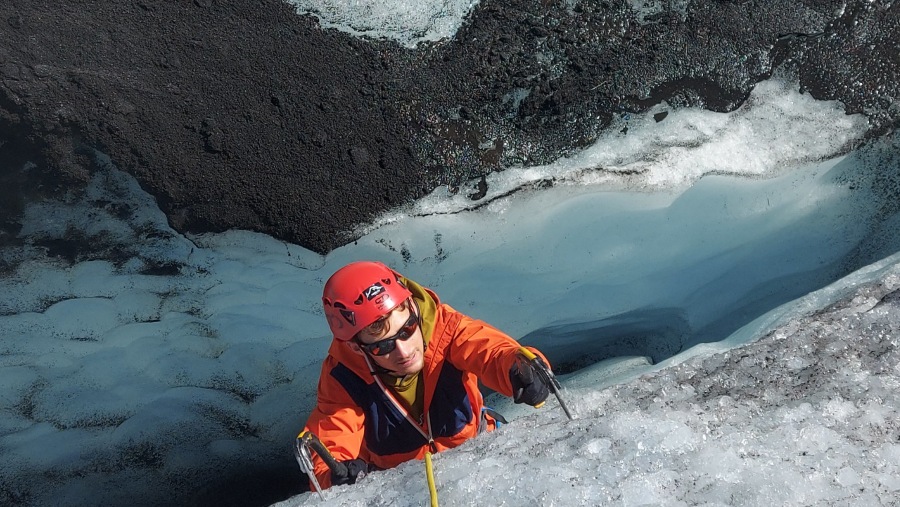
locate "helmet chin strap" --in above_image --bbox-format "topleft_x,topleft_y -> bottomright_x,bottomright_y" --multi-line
363,346 -> 419,379
362,351 -> 399,376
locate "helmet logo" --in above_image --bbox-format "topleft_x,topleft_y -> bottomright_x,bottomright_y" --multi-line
362,282 -> 387,302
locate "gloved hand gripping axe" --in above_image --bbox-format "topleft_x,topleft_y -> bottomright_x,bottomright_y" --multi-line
294,430 -> 353,501
517,347 -> 574,420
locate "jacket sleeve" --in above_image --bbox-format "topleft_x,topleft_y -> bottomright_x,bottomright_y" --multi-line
443,305 -> 550,396
301,357 -> 366,490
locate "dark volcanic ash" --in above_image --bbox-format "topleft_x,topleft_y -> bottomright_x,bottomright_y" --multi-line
0,0 -> 897,255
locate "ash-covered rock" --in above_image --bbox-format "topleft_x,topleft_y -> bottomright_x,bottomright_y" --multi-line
1,0 -> 897,255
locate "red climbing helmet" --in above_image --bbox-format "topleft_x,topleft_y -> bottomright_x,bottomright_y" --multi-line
322,261 -> 412,342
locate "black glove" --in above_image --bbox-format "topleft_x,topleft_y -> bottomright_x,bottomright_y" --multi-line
509,357 -> 551,407
331,458 -> 368,486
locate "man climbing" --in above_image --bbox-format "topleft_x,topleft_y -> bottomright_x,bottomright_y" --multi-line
299,260 -> 553,489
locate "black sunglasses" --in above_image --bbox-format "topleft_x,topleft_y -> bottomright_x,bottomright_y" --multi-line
357,313 -> 419,356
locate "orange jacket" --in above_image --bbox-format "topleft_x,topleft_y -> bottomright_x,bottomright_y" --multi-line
302,282 -> 542,489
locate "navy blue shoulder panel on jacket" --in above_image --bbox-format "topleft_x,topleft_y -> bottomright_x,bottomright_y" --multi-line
429,361 -> 473,438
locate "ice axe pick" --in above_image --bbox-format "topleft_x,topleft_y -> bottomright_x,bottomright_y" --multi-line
518,347 -> 574,420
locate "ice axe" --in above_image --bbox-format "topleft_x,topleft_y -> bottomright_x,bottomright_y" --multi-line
296,430 -> 439,505
294,430 -> 355,501
518,347 -> 574,420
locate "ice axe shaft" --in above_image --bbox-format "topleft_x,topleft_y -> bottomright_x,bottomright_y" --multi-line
294,431 -> 350,501
300,431 -> 348,475
518,347 -> 574,420
294,432 -> 326,501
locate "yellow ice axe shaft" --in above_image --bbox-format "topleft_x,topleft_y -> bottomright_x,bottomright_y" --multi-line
518,347 -> 574,420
